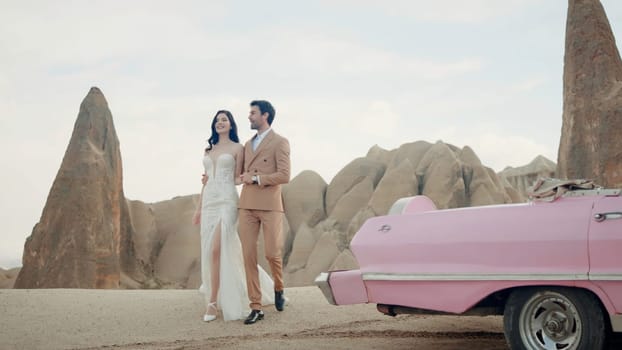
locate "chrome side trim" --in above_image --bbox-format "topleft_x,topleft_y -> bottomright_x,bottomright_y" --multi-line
611,314 -> 622,332
589,274 -> 622,281
362,273 -> 591,281
314,272 -> 337,305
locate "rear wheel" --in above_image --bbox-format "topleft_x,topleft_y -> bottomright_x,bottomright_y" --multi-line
503,287 -> 606,350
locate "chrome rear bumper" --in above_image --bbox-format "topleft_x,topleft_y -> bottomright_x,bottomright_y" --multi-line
314,272 -> 336,305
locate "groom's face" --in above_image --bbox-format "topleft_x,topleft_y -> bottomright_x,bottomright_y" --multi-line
249,105 -> 266,130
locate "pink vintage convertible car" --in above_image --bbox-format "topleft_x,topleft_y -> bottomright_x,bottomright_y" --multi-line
316,185 -> 622,350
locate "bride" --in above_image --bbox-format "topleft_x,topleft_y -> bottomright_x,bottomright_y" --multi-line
192,110 -> 274,322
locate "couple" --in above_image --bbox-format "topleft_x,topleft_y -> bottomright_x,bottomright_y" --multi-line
192,100 -> 290,325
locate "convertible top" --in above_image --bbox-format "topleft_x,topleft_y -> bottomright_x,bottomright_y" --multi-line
527,177 -> 619,201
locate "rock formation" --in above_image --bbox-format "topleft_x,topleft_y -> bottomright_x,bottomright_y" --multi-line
0,267 -> 20,289
558,0 -> 622,188
499,155 -> 556,198
368,158 -> 417,217
281,170 -> 326,265
417,142 -> 468,209
329,178 -> 375,231
11,88 -> 207,290
325,158 -> 386,215
329,249 -> 359,271
282,170 -> 327,233
15,87 -> 134,288
125,195 -> 201,289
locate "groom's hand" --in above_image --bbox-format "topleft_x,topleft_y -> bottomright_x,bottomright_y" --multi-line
240,172 -> 254,185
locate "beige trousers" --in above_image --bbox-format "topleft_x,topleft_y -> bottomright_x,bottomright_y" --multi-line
238,209 -> 284,310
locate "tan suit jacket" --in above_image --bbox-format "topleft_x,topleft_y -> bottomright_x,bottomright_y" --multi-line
238,130 -> 291,211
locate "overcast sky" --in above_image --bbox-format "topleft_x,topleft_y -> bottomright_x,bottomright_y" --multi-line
2,0 -> 622,269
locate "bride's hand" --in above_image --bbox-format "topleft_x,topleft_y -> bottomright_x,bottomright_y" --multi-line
192,210 -> 201,225
201,173 -> 208,185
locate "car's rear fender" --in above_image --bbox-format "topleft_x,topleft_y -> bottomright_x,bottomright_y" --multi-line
365,279 -> 618,315
315,269 -> 368,305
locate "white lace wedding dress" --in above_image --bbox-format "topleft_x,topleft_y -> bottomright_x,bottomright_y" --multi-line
199,153 -> 274,321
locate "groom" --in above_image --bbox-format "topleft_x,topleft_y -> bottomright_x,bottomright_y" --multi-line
238,100 -> 291,325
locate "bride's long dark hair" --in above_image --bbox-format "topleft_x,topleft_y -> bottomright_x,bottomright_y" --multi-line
205,110 -> 240,152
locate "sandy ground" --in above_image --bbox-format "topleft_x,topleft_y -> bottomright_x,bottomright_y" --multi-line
0,287 -> 511,350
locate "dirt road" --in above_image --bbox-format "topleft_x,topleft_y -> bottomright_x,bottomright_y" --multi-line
1,287 -> 513,350
4,285 -> 621,350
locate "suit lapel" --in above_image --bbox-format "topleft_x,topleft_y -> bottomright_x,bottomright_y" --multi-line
247,131 -> 276,165
245,140 -> 255,168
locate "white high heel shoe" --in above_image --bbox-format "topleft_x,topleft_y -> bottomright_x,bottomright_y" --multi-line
203,302 -> 217,322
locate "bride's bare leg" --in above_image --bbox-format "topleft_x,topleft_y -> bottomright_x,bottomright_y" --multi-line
207,222 -> 222,315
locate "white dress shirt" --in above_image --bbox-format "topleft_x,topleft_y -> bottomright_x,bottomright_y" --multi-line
252,128 -> 272,152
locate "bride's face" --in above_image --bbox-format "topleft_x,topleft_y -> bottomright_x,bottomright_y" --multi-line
214,113 -> 231,135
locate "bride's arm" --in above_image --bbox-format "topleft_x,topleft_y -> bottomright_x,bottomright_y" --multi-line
192,180 -> 205,225
193,151 -> 209,225
193,179 -> 206,225
234,145 -> 244,186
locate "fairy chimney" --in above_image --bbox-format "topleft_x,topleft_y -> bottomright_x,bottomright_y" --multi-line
14,87 -> 134,288
557,0 -> 622,187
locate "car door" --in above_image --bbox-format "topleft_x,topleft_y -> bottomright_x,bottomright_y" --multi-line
589,195 -> 622,313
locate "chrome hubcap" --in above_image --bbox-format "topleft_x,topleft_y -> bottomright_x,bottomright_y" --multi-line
519,292 -> 581,350
543,311 -> 569,340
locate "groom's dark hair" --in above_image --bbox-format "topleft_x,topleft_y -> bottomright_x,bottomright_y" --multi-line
251,100 -> 276,125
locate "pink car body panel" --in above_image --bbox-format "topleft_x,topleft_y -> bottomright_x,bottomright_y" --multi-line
589,196 -> 622,313
330,269 -> 368,305
321,194 -> 622,323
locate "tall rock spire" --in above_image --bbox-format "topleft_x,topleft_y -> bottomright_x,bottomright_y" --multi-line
15,87 -> 134,288
557,0 -> 622,187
